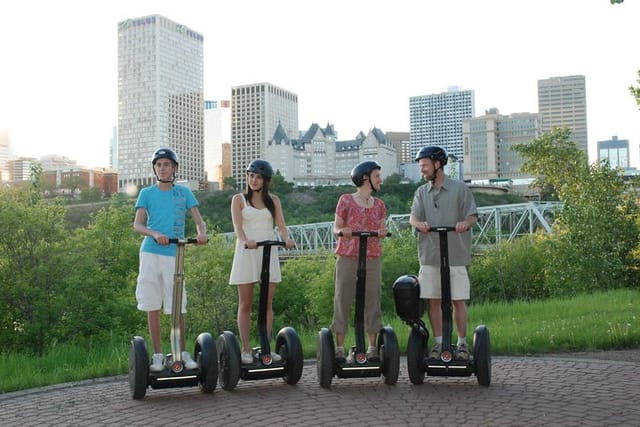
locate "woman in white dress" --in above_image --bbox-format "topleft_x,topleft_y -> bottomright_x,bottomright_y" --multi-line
229,159 -> 295,364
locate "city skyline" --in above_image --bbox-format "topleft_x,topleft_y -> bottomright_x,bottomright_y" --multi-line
1,0 -> 639,169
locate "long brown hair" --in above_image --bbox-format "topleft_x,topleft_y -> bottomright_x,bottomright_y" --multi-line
244,178 -> 276,219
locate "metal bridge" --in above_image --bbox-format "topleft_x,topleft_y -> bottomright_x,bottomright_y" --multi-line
223,201 -> 562,258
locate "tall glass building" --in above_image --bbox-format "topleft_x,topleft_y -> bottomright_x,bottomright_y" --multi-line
230,82 -> 298,190
409,86 -> 475,161
117,15 -> 204,192
597,136 -> 629,169
537,75 -> 588,154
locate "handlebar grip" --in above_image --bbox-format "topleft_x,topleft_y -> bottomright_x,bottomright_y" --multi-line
245,240 -> 287,249
167,238 -> 199,244
337,231 -> 391,237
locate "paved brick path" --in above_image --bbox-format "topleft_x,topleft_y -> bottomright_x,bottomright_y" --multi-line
1,356 -> 638,426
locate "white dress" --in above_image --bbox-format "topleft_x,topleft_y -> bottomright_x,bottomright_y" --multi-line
229,194 -> 282,284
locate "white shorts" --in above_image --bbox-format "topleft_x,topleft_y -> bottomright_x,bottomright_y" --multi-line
136,252 -> 187,314
418,265 -> 470,301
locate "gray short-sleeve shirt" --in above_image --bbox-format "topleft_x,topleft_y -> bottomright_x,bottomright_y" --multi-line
410,177 -> 477,266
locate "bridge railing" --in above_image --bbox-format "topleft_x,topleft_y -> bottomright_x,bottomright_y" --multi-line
222,201 -> 562,258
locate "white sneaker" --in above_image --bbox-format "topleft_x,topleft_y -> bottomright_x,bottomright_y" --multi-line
270,352 -> 282,362
241,351 -> 254,364
182,351 -> 198,370
150,353 -> 165,372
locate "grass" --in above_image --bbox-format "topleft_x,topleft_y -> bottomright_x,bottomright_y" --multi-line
1,288 -> 638,394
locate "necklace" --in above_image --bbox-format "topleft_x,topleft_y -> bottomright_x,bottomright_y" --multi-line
356,192 -> 372,206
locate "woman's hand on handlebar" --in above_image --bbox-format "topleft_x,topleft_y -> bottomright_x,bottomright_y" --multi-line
338,227 -> 352,237
244,240 -> 257,249
196,233 -> 208,245
284,238 -> 295,249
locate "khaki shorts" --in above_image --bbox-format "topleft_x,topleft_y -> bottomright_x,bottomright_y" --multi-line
418,265 -> 470,301
136,252 -> 187,314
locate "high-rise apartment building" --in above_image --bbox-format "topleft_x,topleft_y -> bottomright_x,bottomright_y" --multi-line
0,129 -> 10,181
409,86 -> 475,161
537,75 -> 588,153
386,131 -> 411,165
597,136 -> 629,169
110,127 -> 118,170
8,157 -> 37,182
204,100 -> 231,186
462,108 -> 539,181
117,15 -> 204,192
231,82 -> 298,190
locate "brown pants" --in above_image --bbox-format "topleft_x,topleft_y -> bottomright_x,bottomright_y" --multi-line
330,256 -> 382,335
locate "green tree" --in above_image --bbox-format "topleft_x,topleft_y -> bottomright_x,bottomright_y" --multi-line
57,197 -> 142,341
630,69 -> 640,109
513,127 -> 640,295
0,185 -> 70,353
271,170 -> 294,195
80,187 -> 103,202
223,176 -> 237,192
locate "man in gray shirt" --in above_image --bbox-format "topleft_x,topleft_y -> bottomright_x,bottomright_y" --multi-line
409,146 -> 478,360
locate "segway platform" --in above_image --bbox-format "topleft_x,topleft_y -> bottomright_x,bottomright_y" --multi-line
393,226 -> 491,386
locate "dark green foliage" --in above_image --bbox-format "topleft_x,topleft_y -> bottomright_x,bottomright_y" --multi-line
470,234 -> 550,303
380,230 -> 420,314
182,236 -> 237,336
513,128 -> 640,297
275,252 -> 333,329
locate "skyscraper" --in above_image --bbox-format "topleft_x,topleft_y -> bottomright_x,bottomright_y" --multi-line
231,82 -> 298,190
0,129 -> 10,181
597,136 -> 629,169
117,15 -> 204,192
537,75 -> 588,153
409,86 -> 475,161
462,108 -> 539,181
204,99 -> 231,187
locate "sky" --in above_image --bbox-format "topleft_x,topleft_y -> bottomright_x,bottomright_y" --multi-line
1,0 -> 639,169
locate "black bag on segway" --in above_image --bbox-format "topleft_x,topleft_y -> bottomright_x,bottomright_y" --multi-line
392,275 -> 424,322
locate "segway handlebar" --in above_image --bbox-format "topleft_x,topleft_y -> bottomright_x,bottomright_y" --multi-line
244,240 -> 287,248
428,226 -> 456,233
337,231 -> 392,237
167,238 -> 200,244
256,240 -> 287,247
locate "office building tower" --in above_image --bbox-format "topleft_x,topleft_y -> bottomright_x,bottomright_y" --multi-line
537,75 -> 588,153
8,157 -> 37,182
117,15 -> 204,192
409,86 -> 475,161
231,82 -> 298,190
204,100 -> 231,186
0,129 -> 10,181
110,127 -> 118,170
386,131 -> 411,165
597,136 -> 629,169
463,108 -> 539,181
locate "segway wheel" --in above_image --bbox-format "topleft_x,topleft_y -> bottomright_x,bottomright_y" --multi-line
379,326 -> 400,385
217,331 -> 241,391
128,336 -> 149,400
473,325 -> 491,387
406,327 -> 427,385
316,327 -> 335,388
276,326 -> 304,385
196,332 -> 218,393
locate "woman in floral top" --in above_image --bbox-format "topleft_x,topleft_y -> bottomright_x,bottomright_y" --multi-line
330,161 -> 388,362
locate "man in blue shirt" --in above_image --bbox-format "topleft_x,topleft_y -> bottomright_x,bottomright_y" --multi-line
133,148 -> 208,372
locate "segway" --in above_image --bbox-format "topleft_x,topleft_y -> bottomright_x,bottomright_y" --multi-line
217,240 -> 304,391
129,238 -> 219,399
393,226 -> 491,386
317,231 -> 400,388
